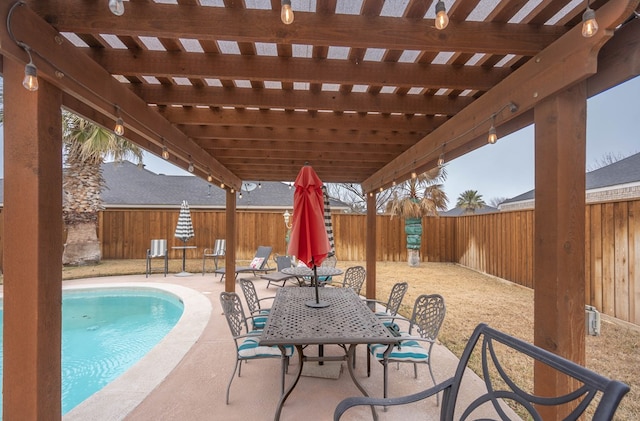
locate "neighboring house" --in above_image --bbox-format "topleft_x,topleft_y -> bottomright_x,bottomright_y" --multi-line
500,151 -> 640,211
0,160 -> 350,212
441,205 -> 499,216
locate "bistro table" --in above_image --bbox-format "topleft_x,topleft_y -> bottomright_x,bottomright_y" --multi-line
171,245 -> 197,276
281,266 -> 343,286
260,287 -> 396,421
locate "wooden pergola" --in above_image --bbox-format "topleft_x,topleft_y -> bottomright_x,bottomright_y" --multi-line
1,0 -> 638,419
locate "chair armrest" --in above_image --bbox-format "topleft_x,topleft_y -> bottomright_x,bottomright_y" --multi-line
334,377 -> 454,420
258,296 -> 276,304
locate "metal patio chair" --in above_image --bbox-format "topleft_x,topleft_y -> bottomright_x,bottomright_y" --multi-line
363,281 -> 409,326
367,293 -> 446,404
328,265 -> 366,296
338,323 -> 630,421
219,292 -> 293,405
145,239 -> 168,277
239,278 -> 275,330
202,238 -> 226,274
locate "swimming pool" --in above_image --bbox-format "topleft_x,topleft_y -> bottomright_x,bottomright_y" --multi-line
0,284 -> 198,418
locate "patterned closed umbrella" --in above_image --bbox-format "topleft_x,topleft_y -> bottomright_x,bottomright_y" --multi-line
174,200 -> 194,275
322,185 -> 335,258
175,200 -> 194,242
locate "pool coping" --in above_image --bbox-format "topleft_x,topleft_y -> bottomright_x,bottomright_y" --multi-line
62,282 -> 212,421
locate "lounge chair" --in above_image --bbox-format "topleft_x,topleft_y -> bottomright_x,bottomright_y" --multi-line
261,255 -> 303,288
214,245 -> 274,282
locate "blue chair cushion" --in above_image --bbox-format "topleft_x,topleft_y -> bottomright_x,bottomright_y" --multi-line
369,334 -> 429,363
252,309 -> 270,330
238,333 -> 294,358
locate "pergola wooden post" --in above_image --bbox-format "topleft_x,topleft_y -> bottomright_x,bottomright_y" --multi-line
533,82 -> 587,419
2,59 -> 63,420
225,188 -> 237,292
366,192 -> 377,300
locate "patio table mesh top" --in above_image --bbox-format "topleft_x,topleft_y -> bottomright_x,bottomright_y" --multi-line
260,287 -> 395,346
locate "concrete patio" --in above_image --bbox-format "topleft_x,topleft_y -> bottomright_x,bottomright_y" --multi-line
60,272 -> 517,421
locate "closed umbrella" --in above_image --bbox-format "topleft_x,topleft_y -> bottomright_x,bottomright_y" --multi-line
288,164 -> 331,307
174,200 -> 195,276
322,185 -> 336,258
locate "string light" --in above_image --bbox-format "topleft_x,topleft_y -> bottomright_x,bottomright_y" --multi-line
7,2 -> 39,92
487,115 -> 498,144
581,0 -> 598,38
411,171 -> 417,179
437,153 -> 445,167
187,157 -> 194,173
220,181 -> 225,189
108,0 -> 125,16
434,1 -> 449,30
22,53 -> 38,92
112,105 -> 124,136
239,191 -> 243,199
207,173 -> 213,183
162,146 -> 170,160
258,182 -> 262,189
281,0 -> 294,24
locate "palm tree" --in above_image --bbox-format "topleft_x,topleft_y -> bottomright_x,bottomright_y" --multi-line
456,190 -> 486,213
386,167 -> 448,267
62,113 -> 143,265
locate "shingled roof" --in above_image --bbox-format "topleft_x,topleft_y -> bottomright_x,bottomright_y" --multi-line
501,151 -> 640,207
101,160 -> 347,210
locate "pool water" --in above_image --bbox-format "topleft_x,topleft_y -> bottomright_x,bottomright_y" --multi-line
0,288 -> 184,416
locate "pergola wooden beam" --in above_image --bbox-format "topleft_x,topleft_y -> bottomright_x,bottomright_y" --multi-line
185,126 -> 421,145
157,107 -> 449,132
132,85 -> 475,115
31,1 -> 566,55
87,49 -> 510,91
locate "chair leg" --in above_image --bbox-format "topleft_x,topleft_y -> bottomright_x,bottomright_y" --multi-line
202,255 -> 206,276
367,348 -> 371,377
428,363 -> 440,406
383,359 -> 389,400
226,360 -> 240,404
146,257 -> 150,278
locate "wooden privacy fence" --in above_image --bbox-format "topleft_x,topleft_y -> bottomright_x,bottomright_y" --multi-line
0,199 -> 637,325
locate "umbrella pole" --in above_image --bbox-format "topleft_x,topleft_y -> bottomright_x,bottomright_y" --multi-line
305,259 -> 329,308
313,263 -> 319,304
181,239 -> 187,272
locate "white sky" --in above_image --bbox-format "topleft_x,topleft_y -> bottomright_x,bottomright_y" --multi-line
0,77 -> 638,211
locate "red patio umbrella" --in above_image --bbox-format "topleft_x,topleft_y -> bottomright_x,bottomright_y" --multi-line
287,164 -> 331,307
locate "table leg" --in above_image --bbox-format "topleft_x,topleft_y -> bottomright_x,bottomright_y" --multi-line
346,344 -> 378,421
274,344 -> 304,421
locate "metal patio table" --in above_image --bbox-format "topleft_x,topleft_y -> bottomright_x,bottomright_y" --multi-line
260,287 -> 396,421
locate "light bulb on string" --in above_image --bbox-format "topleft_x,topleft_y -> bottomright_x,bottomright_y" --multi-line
581,1 -> 598,38
162,146 -> 170,160
434,1 -> 449,30
488,115 -> 498,144
114,117 -> 124,136
22,59 -> 38,91
281,0 -> 294,24
109,0 -> 125,16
